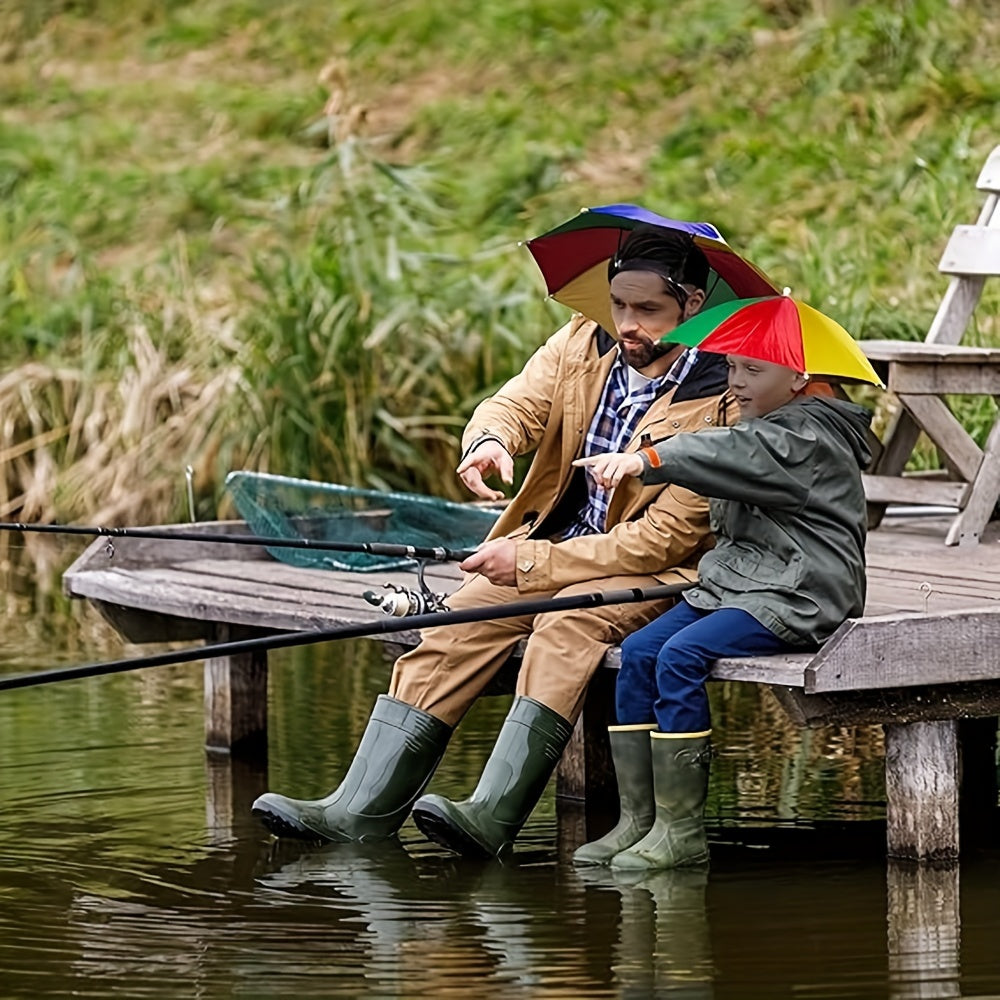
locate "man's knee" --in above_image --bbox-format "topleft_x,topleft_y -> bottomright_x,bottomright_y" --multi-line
530,607 -> 617,647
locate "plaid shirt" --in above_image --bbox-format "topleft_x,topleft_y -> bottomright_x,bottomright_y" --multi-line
559,348 -> 699,539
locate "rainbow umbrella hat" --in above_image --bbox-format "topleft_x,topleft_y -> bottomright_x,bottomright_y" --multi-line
662,295 -> 884,386
525,204 -> 779,334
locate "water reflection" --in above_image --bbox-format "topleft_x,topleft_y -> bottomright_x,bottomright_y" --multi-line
576,866 -> 713,999
250,841 -> 711,997
254,844 -> 565,995
205,752 -> 268,844
1,545 -> 999,998
887,863 -> 960,1000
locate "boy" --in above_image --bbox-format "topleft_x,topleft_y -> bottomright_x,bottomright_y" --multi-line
571,356 -> 871,870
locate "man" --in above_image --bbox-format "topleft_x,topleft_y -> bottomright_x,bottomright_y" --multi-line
252,226 -> 736,858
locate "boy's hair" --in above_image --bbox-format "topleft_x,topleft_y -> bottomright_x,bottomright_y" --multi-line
608,226 -> 711,295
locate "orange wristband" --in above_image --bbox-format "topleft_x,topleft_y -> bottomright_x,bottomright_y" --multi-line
641,446 -> 662,469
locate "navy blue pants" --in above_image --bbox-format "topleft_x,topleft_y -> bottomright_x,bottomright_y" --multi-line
616,599 -> 794,732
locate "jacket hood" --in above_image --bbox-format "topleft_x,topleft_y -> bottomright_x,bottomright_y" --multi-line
673,350 -> 729,404
798,395 -> 873,469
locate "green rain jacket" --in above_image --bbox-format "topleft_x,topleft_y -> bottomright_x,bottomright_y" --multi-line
638,395 -> 872,646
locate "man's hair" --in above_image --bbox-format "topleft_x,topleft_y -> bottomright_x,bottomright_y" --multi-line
608,226 -> 710,292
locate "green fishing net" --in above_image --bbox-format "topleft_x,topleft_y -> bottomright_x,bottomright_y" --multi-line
225,471 -> 499,571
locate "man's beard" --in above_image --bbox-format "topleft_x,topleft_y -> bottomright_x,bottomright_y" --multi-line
621,338 -> 673,370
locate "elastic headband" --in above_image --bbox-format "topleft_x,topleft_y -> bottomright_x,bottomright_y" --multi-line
607,257 -> 691,310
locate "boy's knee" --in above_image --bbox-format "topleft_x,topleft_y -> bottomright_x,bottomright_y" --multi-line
655,635 -> 709,677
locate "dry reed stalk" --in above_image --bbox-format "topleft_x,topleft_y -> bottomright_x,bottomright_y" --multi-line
0,318 -> 248,524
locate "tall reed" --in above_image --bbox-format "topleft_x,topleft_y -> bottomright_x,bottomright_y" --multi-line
238,137 -> 552,498
0,129 -> 554,521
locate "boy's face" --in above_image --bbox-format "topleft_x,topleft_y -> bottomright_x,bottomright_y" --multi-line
726,355 -> 809,418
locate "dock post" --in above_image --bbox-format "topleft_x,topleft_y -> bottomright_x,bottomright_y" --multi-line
556,666 -> 616,806
204,624 -> 269,754
884,720 -> 960,862
556,664 -> 618,855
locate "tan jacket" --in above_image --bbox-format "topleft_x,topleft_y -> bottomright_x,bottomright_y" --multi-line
462,315 -> 735,594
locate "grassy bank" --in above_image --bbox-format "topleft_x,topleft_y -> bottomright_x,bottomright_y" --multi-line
1,0 -> 998,521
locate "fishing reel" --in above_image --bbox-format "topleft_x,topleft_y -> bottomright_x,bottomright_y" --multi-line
362,561 -> 450,617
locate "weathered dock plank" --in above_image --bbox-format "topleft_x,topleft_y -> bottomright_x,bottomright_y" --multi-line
806,608 -> 1000,693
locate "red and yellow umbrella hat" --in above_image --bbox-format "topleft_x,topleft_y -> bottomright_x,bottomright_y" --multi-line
662,295 -> 884,387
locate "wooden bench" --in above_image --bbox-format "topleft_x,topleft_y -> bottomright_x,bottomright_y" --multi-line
862,143 -> 1000,545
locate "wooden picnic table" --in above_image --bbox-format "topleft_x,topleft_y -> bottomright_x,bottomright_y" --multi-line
860,142 -> 1000,545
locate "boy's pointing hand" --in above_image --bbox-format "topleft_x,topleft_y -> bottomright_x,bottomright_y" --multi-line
573,453 -> 644,489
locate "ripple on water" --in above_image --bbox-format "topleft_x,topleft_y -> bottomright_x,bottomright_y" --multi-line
3,643 -> 1000,998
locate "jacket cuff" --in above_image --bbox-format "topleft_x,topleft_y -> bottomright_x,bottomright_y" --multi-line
513,538 -> 549,593
460,433 -> 510,464
638,448 -> 659,483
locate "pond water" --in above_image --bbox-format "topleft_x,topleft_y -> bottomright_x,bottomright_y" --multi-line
1,542 -> 999,999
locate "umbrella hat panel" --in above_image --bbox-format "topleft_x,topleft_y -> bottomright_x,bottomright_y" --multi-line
539,204 -> 724,241
796,300 -> 879,382
525,205 -> 778,333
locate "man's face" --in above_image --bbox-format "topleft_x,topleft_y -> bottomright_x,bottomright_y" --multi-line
609,271 -> 703,371
726,355 -> 809,418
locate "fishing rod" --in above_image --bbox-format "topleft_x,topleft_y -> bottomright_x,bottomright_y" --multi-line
0,521 -> 476,564
0,581 -> 692,693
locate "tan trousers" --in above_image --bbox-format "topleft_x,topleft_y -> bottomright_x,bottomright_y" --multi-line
388,573 -> 675,727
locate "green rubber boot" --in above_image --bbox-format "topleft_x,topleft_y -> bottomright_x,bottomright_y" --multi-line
610,731 -> 711,871
572,725 -> 656,866
252,695 -> 451,843
411,696 -> 574,859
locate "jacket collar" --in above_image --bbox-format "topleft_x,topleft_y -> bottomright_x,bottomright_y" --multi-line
593,325 -> 729,403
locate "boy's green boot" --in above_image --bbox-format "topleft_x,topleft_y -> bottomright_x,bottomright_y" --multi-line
252,695 -> 451,843
610,731 -> 711,871
411,696 -> 574,859
573,725 -> 656,866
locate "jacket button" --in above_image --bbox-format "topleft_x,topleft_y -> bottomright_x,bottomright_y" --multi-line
672,420 -> 680,427
519,560 -> 534,573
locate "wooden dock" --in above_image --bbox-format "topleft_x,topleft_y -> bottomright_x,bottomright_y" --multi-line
63,514 -> 1000,862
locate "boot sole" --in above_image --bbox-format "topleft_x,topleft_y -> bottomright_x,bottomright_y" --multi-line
610,850 -> 709,871
571,852 -> 612,867
252,803 -> 328,843
411,801 -> 493,860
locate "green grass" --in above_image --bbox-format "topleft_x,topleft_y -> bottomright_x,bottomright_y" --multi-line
1,0 -> 998,519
